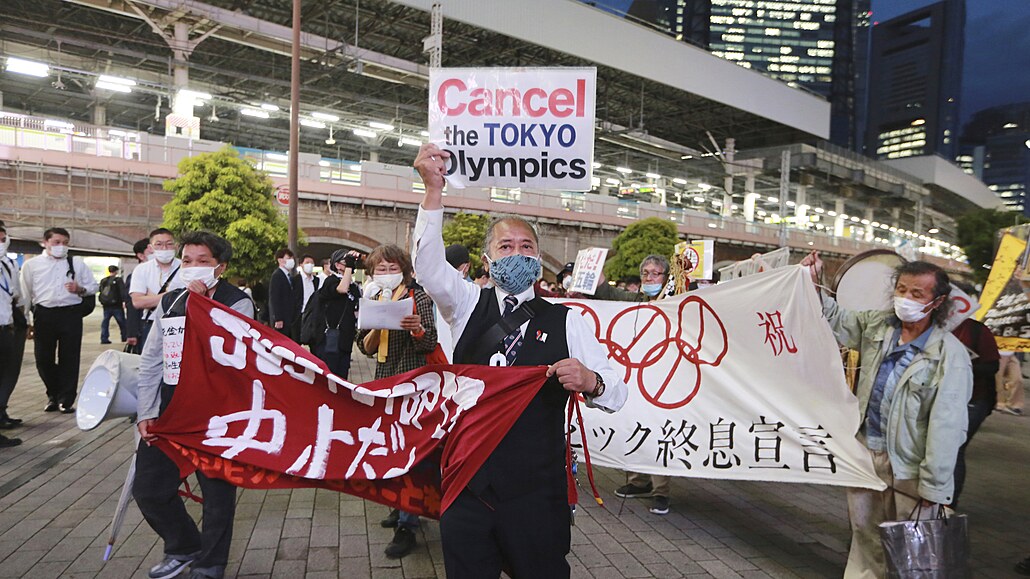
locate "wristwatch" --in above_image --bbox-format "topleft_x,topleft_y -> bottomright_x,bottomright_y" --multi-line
589,372 -> 606,398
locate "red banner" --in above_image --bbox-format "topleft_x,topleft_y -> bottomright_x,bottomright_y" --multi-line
151,293 -> 549,518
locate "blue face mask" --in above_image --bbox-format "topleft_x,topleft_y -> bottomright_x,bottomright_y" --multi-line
641,283 -> 663,297
486,254 -> 542,295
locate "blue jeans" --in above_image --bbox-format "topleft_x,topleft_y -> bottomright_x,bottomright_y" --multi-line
398,510 -> 420,529
101,306 -> 126,343
953,396 -> 994,505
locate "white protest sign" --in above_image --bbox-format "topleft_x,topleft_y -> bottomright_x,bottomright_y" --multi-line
568,247 -> 608,295
561,266 -> 885,490
428,67 -> 596,190
162,316 -> 186,385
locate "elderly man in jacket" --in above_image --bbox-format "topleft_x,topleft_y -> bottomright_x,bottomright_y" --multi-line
801,251 -> 972,579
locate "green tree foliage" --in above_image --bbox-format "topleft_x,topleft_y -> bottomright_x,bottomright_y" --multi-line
161,145 -> 292,283
442,212 -> 490,259
604,217 -> 680,280
956,208 -> 1027,284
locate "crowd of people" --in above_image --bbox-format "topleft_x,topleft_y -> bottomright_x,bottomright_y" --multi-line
1,141 -> 1029,577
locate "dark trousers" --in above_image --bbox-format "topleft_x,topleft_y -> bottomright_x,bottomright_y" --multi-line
0,324 -> 27,409
314,339 -> 352,379
101,306 -> 126,343
32,305 -> 83,406
133,385 -> 236,576
440,488 -> 570,579
953,396 -> 994,504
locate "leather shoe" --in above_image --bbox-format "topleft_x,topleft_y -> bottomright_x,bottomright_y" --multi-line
44,402 -> 59,412
1,412 -> 22,425
59,405 -> 76,414
0,434 -> 22,448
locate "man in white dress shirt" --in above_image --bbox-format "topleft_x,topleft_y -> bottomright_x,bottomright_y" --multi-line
20,227 -> 98,413
412,144 -> 627,579
0,222 -> 28,439
130,228 -> 185,352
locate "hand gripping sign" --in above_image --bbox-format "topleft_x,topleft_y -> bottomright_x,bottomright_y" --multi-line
428,67 -> 597,191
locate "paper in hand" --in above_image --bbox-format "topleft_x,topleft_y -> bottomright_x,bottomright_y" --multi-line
357,298 -> 413,331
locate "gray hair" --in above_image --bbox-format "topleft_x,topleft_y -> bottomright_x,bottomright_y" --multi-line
483,215 -> 540,257
640,254 -> 670,276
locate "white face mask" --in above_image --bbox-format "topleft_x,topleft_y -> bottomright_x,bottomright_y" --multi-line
48,244 -> 68,259
302,263 -> 314,275
153,249 -> 176,264
284,258 -> 296,270
0,239 -> 8,254
375,273 -> 404,291
180,265 -> 219,289
893,296 -> 933,324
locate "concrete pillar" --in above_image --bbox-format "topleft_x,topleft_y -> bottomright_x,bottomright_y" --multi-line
834,199 -> 845,238
743,174 -> 757,222
794,184 -> 808,227
92,104 -> 106,127
369,151 -> 379,163
864,208 -> 875,242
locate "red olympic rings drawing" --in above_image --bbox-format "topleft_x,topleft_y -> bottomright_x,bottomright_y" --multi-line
564,296 -> 728,409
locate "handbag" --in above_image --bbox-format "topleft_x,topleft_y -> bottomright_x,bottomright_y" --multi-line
879,504 -> 971,578
66,256 -> 96,317
409,289 -> 449,365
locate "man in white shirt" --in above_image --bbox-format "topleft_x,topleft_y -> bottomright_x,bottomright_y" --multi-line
412,144 -> 627,578
0,222 -> 28,439
130,228 -> 184,352
20,227 -> 99,413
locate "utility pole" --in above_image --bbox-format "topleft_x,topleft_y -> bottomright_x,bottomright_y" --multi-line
288,0 -> 301,254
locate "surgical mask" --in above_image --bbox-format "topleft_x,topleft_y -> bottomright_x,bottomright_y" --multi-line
153,249 -> 176,264
48,244 -> 68,259
284,258 -> 296,270
302,263 -> 314,275
641,283 -> 663,297
375,273 -> 404,291
180,265 -> 219,289
487,254 -> 541,295
893,296 -> 932,323
0,239 -> 8,254
562,276 -> 573,290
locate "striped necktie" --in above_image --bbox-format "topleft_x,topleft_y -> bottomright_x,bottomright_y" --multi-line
501,294 -> 524,366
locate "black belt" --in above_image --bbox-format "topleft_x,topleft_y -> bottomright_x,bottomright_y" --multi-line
35,304 -> 78,311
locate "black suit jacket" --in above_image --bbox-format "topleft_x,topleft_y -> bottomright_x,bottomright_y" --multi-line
292,274 -> 321,318
268,268 -> 295,326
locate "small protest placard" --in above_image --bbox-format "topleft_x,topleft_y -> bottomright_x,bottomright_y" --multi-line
428,67 -> 596,191
568,247 -> 609,295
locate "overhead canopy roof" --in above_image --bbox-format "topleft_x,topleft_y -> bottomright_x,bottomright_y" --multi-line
0,0 -> 829,170
884,156 -> 1004,211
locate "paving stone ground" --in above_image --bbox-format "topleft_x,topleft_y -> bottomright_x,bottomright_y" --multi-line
1,311 -> 1028,578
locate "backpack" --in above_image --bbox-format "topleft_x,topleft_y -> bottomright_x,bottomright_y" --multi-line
299,289 -> 327,346
99,276 -> 122,307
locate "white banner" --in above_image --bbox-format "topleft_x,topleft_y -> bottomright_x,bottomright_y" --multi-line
565,265 -> 885,490
428,67 -> 596,190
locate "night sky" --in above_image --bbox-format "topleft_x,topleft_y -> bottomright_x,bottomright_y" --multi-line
587,0 -> 1030,126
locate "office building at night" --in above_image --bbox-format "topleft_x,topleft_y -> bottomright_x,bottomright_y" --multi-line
863,0 -> 964,161
959,102 -> 1030,214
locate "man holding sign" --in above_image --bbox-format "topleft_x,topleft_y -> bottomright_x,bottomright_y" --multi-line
134,232 -> 253,579
413,142 -> 626,578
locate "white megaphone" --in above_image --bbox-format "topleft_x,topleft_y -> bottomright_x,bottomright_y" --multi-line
77,350 -> 141,431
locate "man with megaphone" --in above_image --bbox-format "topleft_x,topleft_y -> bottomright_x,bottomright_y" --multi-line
132,231 -> 254,579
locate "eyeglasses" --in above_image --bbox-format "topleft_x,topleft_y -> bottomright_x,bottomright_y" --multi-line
641,270 -> 666,280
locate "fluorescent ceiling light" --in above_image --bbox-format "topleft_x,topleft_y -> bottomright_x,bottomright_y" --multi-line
693,196 -> 705,203
241,108 -> 270,119
645,172 -> 662,180
260,103 -> 280,112
850,216 -> 860,222
860,218 -> 870,225
592,162 -> 602,169
398,137 -> 423,147
368,121 -> 394,131
698,182 -> 712,191
99,75 -> 135,87
707,223 -> 718,229
311,112 -> 339,122
880,223 -> 890,229
179,89 -> 212,100
5,57 -> 49,77
928,227 -> 940,234
353,128 -> 378,138
300,119 -> 326,129
95,81 -> 132,93
420,130 -> 430,137
767,196 -> 778,203
615,166 -> 633,174
318,160 -> 331,167
814,207 -> 825,213
350,164 -> 362,171
266,153 -> 288,161
605,178 -> 620,185
672,178 -> 687,185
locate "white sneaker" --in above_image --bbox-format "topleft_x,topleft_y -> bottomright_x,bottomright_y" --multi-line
149,555 -> 196,579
